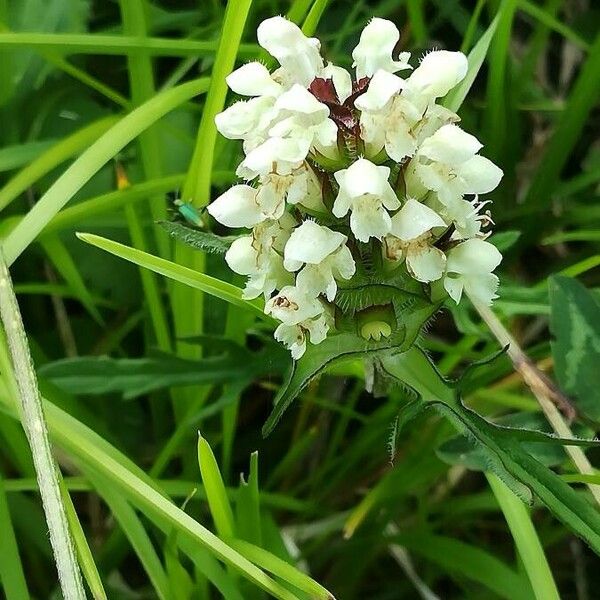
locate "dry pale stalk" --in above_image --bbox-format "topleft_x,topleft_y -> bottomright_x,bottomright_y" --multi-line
0,249 -> 85,599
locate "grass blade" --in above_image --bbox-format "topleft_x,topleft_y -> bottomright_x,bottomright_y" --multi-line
0,117 -> 117,212
77,233 -> 268,320
487,473 -> 560,600
0,475 -> 29,599
198,434 -> 236,539
3,78 -> 209,265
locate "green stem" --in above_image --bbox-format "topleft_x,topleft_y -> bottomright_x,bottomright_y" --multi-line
0,251 -> 85,599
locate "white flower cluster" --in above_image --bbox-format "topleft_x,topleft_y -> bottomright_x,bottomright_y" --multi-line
208,16 -> 503,359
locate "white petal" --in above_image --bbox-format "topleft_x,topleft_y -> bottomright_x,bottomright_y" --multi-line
257,16 -> 324,86
408,50 -> 467,98
350,198 -> 393,242
332,245 -> 356,280
352,18 -> 411,79
413,161 -> 448,192
215,97 -> 274,139
354,69 -> 404,112
275,84 -> 329,122
334,158 -> 392,198
225,236 -> 257,275
296,264 -> 335,300
332,189 -> 352,218
390,198 -> 446,240
255,183 -> 286,220
406,246 -> 446,282
444,275 -> 464,304
385,121 -> 417,162
274,323 -> 306,359
237,137 -> 308,179
321,63 -> 353,102
464,273 -> 499,305
226,62 -> 282,97
284,221 -> 346,268
419,124 -> 482,165
446,238 -> 502,275
305,311 -> 332,344
459,155 -> 503,194
207,185 -> 264,228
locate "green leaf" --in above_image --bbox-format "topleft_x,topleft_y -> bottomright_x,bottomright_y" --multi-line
3,78 -> 209,265
226,538 -> 334,600
549,276 -> 600,420
236,452 -> 262,546
158,220 -> 235,254
59,479 -> 108,600
39,346 -> 283,399
0,476 -> 29,600
381,349 -> 600,553
77,233 -> 270,321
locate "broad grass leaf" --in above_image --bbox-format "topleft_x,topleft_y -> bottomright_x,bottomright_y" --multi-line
549,276 -> 600,420
39,345 -> 285,399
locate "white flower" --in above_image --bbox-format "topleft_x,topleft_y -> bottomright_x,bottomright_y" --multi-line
274,309 -> 332,359
225,218 -> 294,299
214,96 -> 278,150
406,50 -> 467,101
236,136 -> 308,180
258,162 -> 325,215
411,124 -> 503,205
283,221 -> 356,300
333,158 -> 400,242
257,16 -> 324,87
385,198 -> 447,282
355,69 -> 422,161
226,61 -> 283,97
352,18 -> 411,80
265,285 -> 323,324
269,84 -> 337,150
444,238 -> 502,305
208,185 -> 268,228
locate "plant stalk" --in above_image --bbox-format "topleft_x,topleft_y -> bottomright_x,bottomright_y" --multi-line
0,249 -> 85,599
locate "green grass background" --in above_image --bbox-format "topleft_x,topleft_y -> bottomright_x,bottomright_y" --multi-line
0,0 -> 599,598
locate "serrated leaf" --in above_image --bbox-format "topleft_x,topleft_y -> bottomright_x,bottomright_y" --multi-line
158,220 -> 236,254
381,348 -> 600,553
549,275 -> 600,420
262,300 -> 439,436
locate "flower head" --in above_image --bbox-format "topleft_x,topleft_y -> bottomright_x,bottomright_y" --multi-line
209,16 -> 503,359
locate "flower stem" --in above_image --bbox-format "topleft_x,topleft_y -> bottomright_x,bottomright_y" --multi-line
471,295 -> 600,506
0,250 -> 85,599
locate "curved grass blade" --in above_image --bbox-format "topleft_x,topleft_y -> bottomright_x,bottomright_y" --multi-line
77,233 -> 269,321
3,78 -> 209,265
0,116 -> 118,212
